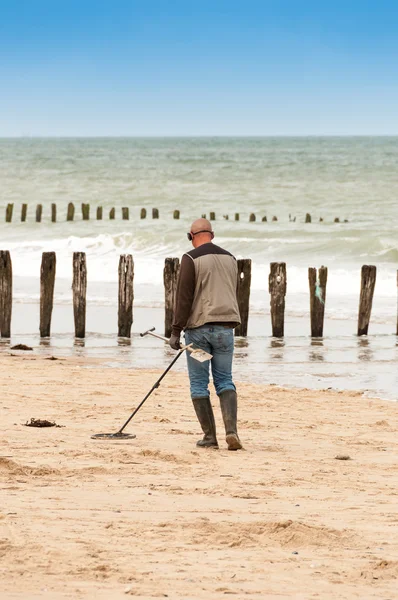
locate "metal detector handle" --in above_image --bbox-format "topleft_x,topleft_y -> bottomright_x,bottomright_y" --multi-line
144,329 -> 194,352
146,331 -> 169,343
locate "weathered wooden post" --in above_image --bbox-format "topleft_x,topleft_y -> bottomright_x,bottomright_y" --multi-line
72,252 -> 87,339
209,212 -> 216,221
269,262 -> 287,337
5,204 -> 13,223
140,208 -> 147,219
235,259 -> 251,337
201,213 -> 206,219
223,214 -> 229,220
357,265 -> 376,336
122,207 -> 129,220
118,254 -> 134,338
262,216 -> 267,222
163,257 -> 180,338
173,210 -> 180,219
82,203 -> 90,220
51,203 -> 57,223
305,213 -> 311,223
0,251 -> 12,338
67,202 -> 75,221
334,217 -> 340,223
308,266 -> 327,337
36,204 -> 43,222
235,213 -> 240,221
96,206 -> 103,220
21,204 -> 27,222
272,216 -> 278,222
40,252 -> 56,337
109,208 -> 115,219
152,208 -> 159,219
249,213 -> 256,222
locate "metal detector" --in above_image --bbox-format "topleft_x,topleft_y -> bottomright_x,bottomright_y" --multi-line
91,346 -> 185,440
91,327 -> 212,441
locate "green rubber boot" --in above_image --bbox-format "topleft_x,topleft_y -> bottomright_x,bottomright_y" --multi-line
219,389 -> 243,450
192,397 -> 219,448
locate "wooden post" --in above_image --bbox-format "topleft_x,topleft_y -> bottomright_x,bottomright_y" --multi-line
5,204 -> 13,223
223,214 -> 229,220
235,259 -> 251,337
173,210 -> 180,219
82,203 -> 90,220
235,213 -> 240,221
249,213 -> 256,222
209,212 -> 216,221
308,266 -> 327,337
67,202 -> 75,221
96,206 -> 103,220
269,262 -> 287,338
272,216 -> 278,222
122,207 -> 129,220
163,258 -> 180,338
334,217 -> 340,223
201,213 -> 206,219
40,252 -> 56,337
152,208 -> 159,219
72,252 -> 87,339
109,208 -> 115,220
357,265 -> 376,336
118,255 -> 134,337
140,208 -> 147,219
21,204 -> 27,222
262,216 -> 267,222
305,213 -> 311,223
0,251 -> 12,338
51,203 -> 57,223
36,204 -> 42,222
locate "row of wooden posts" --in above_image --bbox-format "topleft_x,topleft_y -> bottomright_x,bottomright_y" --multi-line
3,203 -> 347,224
0,250 -> 394,340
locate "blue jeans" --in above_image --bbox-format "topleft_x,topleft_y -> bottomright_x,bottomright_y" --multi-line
184,325 -> 236,399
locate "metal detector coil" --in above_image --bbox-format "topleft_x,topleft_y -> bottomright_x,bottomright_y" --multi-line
91,433 -> 136,440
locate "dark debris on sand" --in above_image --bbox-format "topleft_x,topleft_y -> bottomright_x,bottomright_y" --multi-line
24,418 -> 64,428
11,344 -> 33,351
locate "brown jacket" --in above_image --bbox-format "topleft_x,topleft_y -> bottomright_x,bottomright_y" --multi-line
172,242 -> 241,335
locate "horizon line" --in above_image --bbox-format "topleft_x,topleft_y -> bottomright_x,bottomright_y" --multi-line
1,134 -> 398,139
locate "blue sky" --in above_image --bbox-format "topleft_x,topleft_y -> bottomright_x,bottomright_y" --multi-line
0,0 -> 397,135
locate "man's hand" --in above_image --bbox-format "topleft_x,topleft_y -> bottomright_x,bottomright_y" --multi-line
169,333 -> 181,350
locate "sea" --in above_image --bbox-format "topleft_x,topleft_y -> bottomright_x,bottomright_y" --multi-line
0,137 -> 397,400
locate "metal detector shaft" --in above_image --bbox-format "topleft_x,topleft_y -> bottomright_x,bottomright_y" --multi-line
116,348 -> 186,435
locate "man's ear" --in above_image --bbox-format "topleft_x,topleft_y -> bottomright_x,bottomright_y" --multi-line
210,231 -> 214,239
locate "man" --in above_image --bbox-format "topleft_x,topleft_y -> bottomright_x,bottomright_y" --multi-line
169,218 -> 243,451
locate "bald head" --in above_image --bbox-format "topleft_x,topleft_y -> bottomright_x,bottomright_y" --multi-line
191,218 -> 212,234
189,218 -> 214,248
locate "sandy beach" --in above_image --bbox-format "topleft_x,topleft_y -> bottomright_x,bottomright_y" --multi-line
1,351 -> 397,599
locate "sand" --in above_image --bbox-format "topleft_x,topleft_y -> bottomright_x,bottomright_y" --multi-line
0,352 -> 397,600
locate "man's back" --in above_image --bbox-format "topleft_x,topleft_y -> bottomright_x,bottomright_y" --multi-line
183,242 -> 240,330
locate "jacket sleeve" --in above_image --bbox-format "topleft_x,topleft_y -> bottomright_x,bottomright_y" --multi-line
172,254 -> 195,336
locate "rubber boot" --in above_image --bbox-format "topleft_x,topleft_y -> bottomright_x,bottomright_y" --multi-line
219,389 -> 243,450
192,397 -> 218,448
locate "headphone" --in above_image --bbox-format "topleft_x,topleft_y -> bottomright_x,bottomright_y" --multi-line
187,230 -> 214,242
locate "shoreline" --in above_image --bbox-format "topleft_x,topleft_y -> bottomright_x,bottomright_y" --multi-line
1,315 -> 397,402
1,354 -> 398,599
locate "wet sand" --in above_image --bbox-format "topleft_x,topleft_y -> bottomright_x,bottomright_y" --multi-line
1,352 -> 397,599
